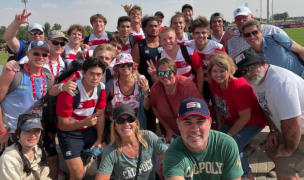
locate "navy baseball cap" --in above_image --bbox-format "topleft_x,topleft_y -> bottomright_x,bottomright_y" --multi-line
182,4 -> 193,12
17,118 -> 43,132
113,104 -> 136,121
28,40 -> 50,52
178,98 -> 210,120
155,11 -> 164,18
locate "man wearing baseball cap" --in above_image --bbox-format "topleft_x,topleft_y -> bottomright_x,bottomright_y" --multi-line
155,11 -> 165,34
223,6 -> 287,60
235,48 -> 304,180
3,10 -> 45,61
163,98 -> 243,180
209,12 -> 226,43
181,4 -> 194,32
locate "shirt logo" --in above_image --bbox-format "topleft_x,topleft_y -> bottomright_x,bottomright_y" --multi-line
235,53 -> 245,64
66,151 -> 72,156
187,102 -> 201,108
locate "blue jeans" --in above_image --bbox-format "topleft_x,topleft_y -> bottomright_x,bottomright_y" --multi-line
222,124 -> 263,177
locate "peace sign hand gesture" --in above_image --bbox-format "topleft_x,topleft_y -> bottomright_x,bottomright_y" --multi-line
14,9 -> 31,25
146,59 -> 157,76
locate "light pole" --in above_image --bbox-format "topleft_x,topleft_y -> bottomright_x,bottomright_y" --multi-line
21,0 -> 29,21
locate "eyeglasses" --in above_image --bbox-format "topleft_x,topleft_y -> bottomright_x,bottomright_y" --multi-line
240,64 -> 255,76
243,30 -> 259,38
51,40 -> 66,47
29,31 -> 43,36
235,15 -> 249,23
33,52 -> 48,57
115,116 -> 136,125
118,63 -> 133,68
157,70 -> 173,76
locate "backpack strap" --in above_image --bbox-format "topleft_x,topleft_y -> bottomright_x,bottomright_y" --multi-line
187,32 -> 192,40
107,32 -> 112,39
129,34 -> 135,48
105,68 -> 111,84
72,84 -> 102,112
180,45 -> 195,75
42,67 -> 53,91
157,52 -> 162,61
84,34 -> 91,45
138,39 -> 145,62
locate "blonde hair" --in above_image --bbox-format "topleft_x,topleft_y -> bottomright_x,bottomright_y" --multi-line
207,53 -> 236,88
128,5 -> 142,16
110,119 -> 148,156
113,68 -> 140,80
93,44 -> 116,60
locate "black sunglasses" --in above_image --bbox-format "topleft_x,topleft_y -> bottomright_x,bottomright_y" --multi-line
243,30 -> 259,38
118,63 -> 133,68
33,52 -> 48,57
240,64 -> 255,76
157,70 -> 173,76
115,116 -> 136,125
29,31 -> 43,36
51,40 -> 66,47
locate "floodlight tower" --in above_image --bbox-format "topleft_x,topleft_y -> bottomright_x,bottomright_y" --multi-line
21,0 -> 29,21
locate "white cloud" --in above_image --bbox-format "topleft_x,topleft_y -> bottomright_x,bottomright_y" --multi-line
41,3 -> 57,9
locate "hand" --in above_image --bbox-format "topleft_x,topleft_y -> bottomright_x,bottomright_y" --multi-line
266,131 -> 279,150
62,76 -> 78,96
14,9 -> 31,25
275,143 -> 294,158
75,51 -> 85,59
146,59 -> 156,76
80,44 -> 90,50
83,113 -> 98,127
121,4 -> 132,13
91,140 -> 102,149
0,132 -> 13,152
165,128 -> 179,143
137,76 -> 149,93
4,60 -> 19,72
221,29 -> 238,47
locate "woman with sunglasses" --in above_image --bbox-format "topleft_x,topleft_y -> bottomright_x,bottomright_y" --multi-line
0,114 -> 50,180
207,53 -> 267,180
150,57 -> 203,142
104,53 -> 150,143
96,104 -> 167,180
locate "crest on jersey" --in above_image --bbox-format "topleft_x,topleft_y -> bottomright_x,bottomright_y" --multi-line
157,47 -> 163,53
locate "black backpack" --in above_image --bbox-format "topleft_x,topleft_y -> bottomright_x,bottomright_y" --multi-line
128,34 -> 135,48
83,33 -> 113,45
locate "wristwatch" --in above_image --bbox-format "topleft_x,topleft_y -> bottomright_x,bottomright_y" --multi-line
144,93 -> 150,98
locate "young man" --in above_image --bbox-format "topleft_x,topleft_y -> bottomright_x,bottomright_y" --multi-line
163,98 -> 243,180
181,4 -> 194,32
56,58 -> 107,180
3,10 -> 44,61
128,5 -> 145,40
234,49 -> 304,180
241,20 -> 304,77
154,27 -> 203,94
154,11 -> 165,34
209,12 -> 226,43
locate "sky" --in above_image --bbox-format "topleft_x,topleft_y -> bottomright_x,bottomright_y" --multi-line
0,0 -> 303,32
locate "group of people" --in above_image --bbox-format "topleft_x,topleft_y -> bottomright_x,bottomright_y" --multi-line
0,2 -> 303,180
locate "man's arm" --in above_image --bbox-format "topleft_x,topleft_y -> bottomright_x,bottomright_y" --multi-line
95,108 -> 105,143
290,41 -> 304,62
3,10 -> 31,54
131,42 -> 140,68
58,114 -> 97,131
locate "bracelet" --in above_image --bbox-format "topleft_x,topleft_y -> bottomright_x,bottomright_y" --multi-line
0,129 -> 7,135
58,83 -> 64,92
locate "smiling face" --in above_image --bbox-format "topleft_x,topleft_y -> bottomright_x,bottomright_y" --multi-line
94,50 -> 113,67
68,30 -> 83,45
182,8 -> 193,21
242,25 -> 263,48
235,14 -> 253,32
211,17 -> 224,32
243,62 -> 266,86
157,64 -> 176,86
130,10 -> 142,24
178,115 -> 211,152
92,18 -> 105,33
19,128 -> 42,148
117,21 -> 131,38
193,27 -> 209,45
160,31 -> 177,51
211,65 -> 229,86
27,48 -> 49,68
28,29 -> 44,41
170,17 -> 185,35
47,37 -> 66,56
115,114 -> 137,138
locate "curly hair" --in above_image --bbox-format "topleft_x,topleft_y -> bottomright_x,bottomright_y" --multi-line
67,24 -> 86,38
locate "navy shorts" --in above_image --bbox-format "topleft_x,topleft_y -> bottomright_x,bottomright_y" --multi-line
57,127 -> 97,160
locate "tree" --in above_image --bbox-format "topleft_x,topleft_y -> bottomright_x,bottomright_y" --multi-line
43,22 -> 51,38
51,23 -> 62,30
83,25 -> 93,37
16,26 -> 28,41
282,12 -> 289,22
0,26 -> 6,43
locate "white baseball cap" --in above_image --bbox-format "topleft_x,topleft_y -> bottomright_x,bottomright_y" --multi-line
28,23 -> 43,32
234,6 -> 251,19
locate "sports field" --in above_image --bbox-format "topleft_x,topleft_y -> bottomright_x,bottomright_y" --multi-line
0,28 -> 303,66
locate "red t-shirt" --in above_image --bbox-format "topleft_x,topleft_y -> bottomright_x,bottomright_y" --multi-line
150,75 -> 203,132
56,80 -> 106,130
209,77 -> 267,127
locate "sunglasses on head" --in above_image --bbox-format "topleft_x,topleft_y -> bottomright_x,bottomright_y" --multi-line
115,116 -> 136,125
29,31 -> 43,36
240,64 -> 255,76
51,40 -> 66,47
33,52 -> 48,57
118,63 -> 133,68
157,70 -> 173,76
243,30 -> 259,38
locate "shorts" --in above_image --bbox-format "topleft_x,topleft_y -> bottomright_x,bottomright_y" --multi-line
43,132 -> 57,157
57,127 -> 97,160
265,133 -> 304,176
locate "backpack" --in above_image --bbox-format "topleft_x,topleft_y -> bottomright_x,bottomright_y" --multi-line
128,34 -> 135,48
83,33 -> 113,45
157,45 -> 196,75
58,59 -> 85,83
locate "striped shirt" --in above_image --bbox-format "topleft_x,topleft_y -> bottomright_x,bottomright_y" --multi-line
64,45 -> 81,65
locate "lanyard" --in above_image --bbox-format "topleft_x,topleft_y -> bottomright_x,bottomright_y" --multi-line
26,64 -> 45,101
48,56 -> 60,80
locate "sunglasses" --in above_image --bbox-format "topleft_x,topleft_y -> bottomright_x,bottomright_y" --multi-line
51,40 -> 66,47
115,116 -> 136,125
240,64 -> 255,76
157,70 -> 173,76
33,52 -> 48,57
243,30 -> 259,38
29,31 -> 43,36
118,63 -> 133,68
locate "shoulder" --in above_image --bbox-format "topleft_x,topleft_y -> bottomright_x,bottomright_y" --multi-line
177,75 -> 195,86
0,144 -> 21,164
230,78 -> 251,89
185,46 -> 195,55
208,130 -> 237,149
208,40 -> 224,50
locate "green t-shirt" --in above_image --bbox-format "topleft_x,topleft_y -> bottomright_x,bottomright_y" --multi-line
163,130 -> 243,180
98,130 -> 167,180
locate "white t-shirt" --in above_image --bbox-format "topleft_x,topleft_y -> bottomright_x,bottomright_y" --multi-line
252,65 -> 304,134
210,32 -> 225,43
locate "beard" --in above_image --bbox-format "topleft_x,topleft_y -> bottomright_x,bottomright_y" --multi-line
181,132 -> 208,148
246,73 -> 264,86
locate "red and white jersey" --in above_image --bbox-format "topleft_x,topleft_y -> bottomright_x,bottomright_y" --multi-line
56,80 -> 106,130
156,46 -> 203,81
86,33 -> 110,58
64,45 -> 82,65
122,36 -> 141,54
184,40 -> 226,80
177,33 -> 191,45
131,28 -> 145,40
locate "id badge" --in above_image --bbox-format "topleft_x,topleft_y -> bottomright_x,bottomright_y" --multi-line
30,106 -> 43,118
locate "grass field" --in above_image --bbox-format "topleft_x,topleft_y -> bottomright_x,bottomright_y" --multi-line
0,28 -> 303,66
